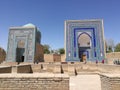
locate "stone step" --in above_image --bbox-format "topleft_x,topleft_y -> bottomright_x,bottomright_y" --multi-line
70,74 -> 101,90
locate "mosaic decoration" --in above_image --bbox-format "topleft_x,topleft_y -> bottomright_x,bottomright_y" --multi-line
65,20 -> 105,62
6,24 -> 41,62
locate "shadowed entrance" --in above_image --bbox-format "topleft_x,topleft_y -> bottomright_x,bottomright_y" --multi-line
78,32 -> 92,62
16,40 -> 25,62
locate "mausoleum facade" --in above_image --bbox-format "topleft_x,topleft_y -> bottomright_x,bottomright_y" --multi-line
65,20 -> 105,62
6,23 -> 43,63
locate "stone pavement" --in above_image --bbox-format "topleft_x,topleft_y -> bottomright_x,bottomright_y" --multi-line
70,74 -> 101,90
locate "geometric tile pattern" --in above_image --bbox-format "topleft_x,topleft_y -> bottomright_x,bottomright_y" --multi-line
6,23 -> 41,62
65,20 -> 105,62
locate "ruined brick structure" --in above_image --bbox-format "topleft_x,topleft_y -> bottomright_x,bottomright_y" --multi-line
0,47 -> 6,63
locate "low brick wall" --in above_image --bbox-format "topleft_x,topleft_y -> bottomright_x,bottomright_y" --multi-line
0,62 -> 18,66
100,74 -> 120,90
106,52 -> 120,59
98,64 -> 120,73
0,66 -> 12,73
30,62 -> 120,75
0,74 -> 69,90
44,54 -> 53,62
106,52 -> 120,64
44,54 -> 62,62
61,54 -> 65,62
0,64 -> 32,73
17,65 -> 32,73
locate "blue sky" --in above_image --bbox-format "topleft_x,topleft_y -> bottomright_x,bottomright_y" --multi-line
0,0 -> 120,51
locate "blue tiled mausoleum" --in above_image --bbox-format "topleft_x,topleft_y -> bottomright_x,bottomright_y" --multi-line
65,20 -> 105,62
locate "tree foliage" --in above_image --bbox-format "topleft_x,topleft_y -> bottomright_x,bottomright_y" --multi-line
58,48 -> 65,54
115,43 -> 120,52
106,39 -> 114,53
43,44 -> 50,54
106,46 -> 113,53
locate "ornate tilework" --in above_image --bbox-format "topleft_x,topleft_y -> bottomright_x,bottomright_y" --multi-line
65,20 -> 105,62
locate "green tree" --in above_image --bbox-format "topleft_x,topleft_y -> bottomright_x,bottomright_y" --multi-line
107,46 -> 113,53
115,43 -> 120,52
58,48 -> 65,54
51,50 -> 54,53
106,39 -> 114,53
43,44 -> 50,54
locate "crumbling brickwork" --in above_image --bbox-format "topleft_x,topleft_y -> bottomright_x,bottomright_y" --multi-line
34,43 -> 44,62
0,47 -> 6,63
0,74 -> 69,90
100,74 -> 120,90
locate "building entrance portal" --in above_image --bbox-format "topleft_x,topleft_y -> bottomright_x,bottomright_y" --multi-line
6,23 -> 43,63
65,20 -> 105,62
79,47 -> 90,62
16,40 -> 25,62
78,32 -> 91,62
16,48 -> 25,62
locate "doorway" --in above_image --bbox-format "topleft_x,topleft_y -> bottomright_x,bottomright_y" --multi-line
16,40 -> 25,62
78,32 -> 92,62
16,48 -> 25,62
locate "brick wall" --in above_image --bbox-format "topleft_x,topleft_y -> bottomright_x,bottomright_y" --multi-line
44,54 -> 62,62
100,74 -> 120,90
44,52 -> 120,63
0,66 -> 12,73
44,54 -> 53,62
0,65 -> 32,73
106,52 -> 120,59
0,47 -> 6,63
1,62 -> 120,74
0,74 -> 69,90
34,43 -> 44,62
61,54 -> 65,62
100,74 -> 111,90
106,52 -> 120,64
28,63 -> 120,74
53,54 -> 61,62
17,65 -> 32,73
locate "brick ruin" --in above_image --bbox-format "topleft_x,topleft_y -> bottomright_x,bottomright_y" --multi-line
0,47 -> 6,63
0,62 -> 120,90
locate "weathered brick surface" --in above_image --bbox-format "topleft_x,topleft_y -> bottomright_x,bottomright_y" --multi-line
53,54 -> 61,62
106,52 -> 120,64
100,74 -> 120,90
68,64 -> 75,76
106,52 -> 120,59
30,62 -> 120,74
44,54 -> 62,62
0,74 -> 69,90
100,75 -> 111,90
34,43 -> 44,62
54,64 -> 61,73
0,47 -> 6,63
0,66 -> 12,73
17,65 -> 32,73
0,65 -> 32,73
44,54 -> 54,62
2,62 -> 120,74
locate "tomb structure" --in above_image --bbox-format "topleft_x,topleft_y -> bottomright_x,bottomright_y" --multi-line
6,23 -> 44,63
65,20 -> 105,62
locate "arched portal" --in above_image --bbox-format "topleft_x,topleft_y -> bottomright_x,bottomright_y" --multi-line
65,20 -> 105,62
16,40 -> 25,62
77,32 -> 92,62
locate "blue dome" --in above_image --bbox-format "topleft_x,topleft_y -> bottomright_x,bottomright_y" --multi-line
23,23 -> 36,27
